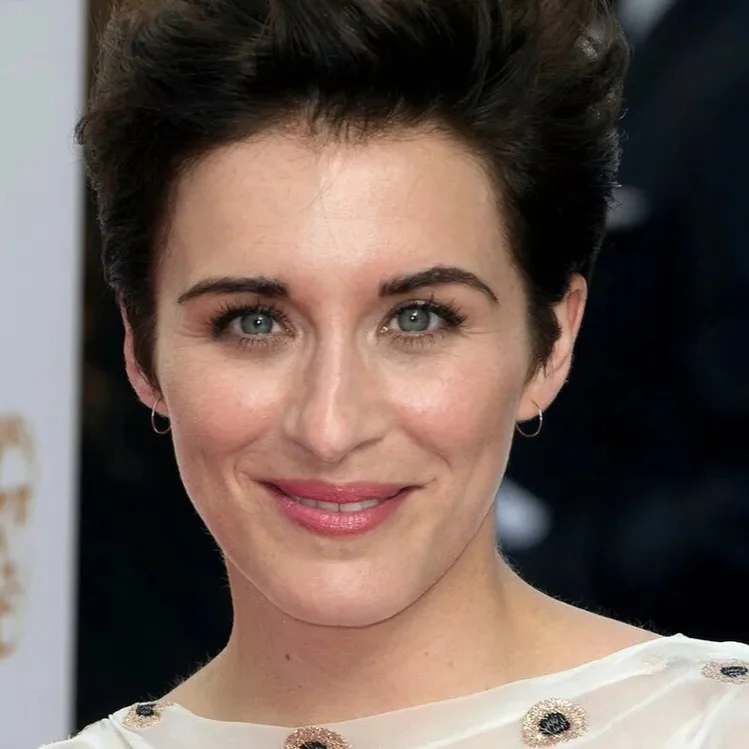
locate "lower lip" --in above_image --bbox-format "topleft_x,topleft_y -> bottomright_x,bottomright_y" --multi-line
266,484 -> 410,537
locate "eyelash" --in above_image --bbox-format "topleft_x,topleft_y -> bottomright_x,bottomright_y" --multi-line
211,302 -> 291,350
386,299 -> 467,349
210,298 -> 467,351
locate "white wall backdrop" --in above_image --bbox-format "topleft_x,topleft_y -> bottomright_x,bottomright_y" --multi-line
0,1 -> 85,746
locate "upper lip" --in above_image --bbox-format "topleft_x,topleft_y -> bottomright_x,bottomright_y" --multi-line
268,479 -> 411,504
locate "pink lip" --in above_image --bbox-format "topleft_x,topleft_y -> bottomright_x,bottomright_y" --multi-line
264,480 -> 413,537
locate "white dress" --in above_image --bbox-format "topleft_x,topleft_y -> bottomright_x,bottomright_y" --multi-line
42,635 -> 749,748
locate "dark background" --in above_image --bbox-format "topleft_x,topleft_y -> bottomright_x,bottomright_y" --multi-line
75,0 -> 749,730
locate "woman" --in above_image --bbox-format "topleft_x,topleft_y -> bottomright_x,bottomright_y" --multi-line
50,0 -> 748,746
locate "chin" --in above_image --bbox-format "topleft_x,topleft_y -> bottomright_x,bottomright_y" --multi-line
278,594 -> 411,629
256,565 -> 421,628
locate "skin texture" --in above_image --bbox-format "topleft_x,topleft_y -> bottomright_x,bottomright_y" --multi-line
122,130 -> 643,726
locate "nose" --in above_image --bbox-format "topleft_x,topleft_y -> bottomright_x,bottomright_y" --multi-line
282,333 -> 389,464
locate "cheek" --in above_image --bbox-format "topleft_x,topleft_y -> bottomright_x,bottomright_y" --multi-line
158,347 -> 285,457
385,347 -> 525,461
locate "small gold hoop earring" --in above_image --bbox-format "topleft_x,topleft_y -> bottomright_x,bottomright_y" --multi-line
515,402 -> 543,438
150,397 -> 171,435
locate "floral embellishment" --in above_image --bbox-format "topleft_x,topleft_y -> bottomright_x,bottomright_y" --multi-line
121,700 -> 173,729
701,660 -> 749,685
284,726 -> 351,749
521,698 -> 588,746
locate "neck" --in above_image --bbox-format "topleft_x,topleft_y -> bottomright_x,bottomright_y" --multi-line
170,518 -> 553,727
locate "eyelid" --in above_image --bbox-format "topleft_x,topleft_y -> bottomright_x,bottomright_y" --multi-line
211,301 -> 292,338
210,297 -> 467,351
387,328 -> 453,349
383,298 -> 466,330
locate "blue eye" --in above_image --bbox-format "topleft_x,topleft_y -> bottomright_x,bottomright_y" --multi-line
211,302 -> 290,346
382,300 -> 467,348
236,311 -> 276,335
393,306 -> 438,333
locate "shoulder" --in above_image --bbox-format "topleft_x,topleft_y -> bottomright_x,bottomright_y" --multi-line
39,709 -> 135,749
688,639 -> 749,748
525,635 -> 749,747
38,700 -> 185,749
702,686 -> 749,748
623,635 -> 749,746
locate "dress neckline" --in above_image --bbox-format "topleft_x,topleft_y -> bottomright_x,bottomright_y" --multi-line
115,634 -> 693,744
172,634 -> 679,729
106,634 -> 749,749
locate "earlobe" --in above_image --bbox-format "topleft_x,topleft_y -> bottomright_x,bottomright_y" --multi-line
516,372 -> 550,425
121,305 -> 162,413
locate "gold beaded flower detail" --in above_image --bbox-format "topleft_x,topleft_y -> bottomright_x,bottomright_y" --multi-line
284,726 -> 351,749
701,661 -> 749,685
521,698 -> 588,746
121,700 -> 173,729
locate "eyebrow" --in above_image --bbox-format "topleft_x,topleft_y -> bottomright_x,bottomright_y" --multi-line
177,276 -> 288,304
177,265 -> 498,305
379,265 -> 498,303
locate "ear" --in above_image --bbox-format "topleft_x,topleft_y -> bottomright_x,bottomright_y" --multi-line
517,274 -> 587,422
121,304 -> 165,416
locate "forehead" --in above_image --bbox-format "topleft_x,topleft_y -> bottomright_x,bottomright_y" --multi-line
164,130 -> 509,289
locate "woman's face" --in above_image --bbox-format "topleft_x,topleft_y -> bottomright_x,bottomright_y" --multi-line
126,130 -> 583,626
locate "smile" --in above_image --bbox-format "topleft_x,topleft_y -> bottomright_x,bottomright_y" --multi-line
286,495 -> 386,513
264,480 -> 413,537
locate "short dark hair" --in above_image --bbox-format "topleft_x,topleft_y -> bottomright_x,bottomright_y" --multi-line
77,0 -> 628,386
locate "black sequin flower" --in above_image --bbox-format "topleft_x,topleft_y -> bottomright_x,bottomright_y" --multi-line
521,698 -> 588,746
702,660 -> 749,685
284,726 -> 351,749
121,700 -> 173,729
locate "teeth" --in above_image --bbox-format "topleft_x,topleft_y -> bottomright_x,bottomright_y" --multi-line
340,500 -> 381,513
287,494 -> 383,512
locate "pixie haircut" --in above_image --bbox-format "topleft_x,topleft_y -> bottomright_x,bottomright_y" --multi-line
77,0 -> 628,386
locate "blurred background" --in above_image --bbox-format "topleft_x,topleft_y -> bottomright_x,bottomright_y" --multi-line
1,0 -> 748,745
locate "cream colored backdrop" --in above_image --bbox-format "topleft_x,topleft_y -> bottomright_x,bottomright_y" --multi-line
0,1 -> 85,745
